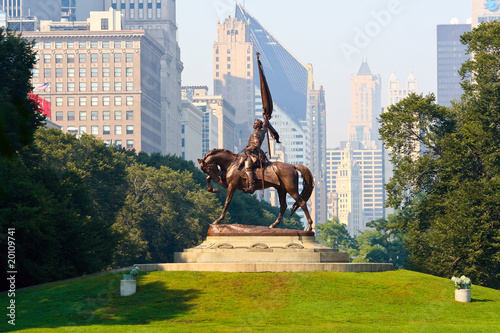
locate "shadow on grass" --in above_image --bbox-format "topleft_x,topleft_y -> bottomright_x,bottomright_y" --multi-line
8,272 -> 201,331
471,298 -> 494,303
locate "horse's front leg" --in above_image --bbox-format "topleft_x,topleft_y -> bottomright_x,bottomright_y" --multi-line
213,184 -> 235,224
206,176 -> 220,193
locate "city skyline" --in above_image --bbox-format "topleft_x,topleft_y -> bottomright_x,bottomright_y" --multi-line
177,0 -> 471,148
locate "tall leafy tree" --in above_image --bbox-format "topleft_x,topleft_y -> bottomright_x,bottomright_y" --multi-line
379,21 -> 500,288
0,28 -> 44,158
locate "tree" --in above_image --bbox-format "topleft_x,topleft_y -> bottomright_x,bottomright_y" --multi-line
316,218 -> 355,250
113,163 -> 221,265
379,21 -> 500,288
0,28 -> 45,157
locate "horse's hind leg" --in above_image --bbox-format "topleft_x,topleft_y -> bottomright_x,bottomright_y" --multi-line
289,192 -> 314,232
270,189 -> 287,228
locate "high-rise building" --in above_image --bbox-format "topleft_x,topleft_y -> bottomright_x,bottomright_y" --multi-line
61,0 -> 76,21
183,86 -> 236,155
26,9 -> 164,153
326,142 -> 385,236
308,68 -> 327,225
348,60 -> 381,147
472,0 -> 500,28
180,90 -> 204,164
105,0 -> 183,156
437,23 -> 471,107
388,71 -> 417,105
213,17 -> 254,149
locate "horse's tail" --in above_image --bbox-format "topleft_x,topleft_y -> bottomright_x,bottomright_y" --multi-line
290,164 -> 314,216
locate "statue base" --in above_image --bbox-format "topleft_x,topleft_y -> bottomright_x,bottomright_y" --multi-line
134,224 -> 393,273
174,224 -> 348,264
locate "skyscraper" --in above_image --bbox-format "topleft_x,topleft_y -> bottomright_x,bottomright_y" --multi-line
436,23 -> 470,107
348,60 -> 381,147
104,0 -> 183,156
472,0 -> 500,27
388,71 -> 417,105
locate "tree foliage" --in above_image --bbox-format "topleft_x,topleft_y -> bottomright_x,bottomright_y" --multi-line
0,28 -> 44,157
378,21 -> 500,288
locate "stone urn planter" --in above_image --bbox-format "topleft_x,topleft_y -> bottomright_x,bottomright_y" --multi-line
120,267 -> 140,296
455,288 -> 471,302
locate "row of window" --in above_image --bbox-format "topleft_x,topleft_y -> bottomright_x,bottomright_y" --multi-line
55,110 -> 134,121
54,96 -> 134,107
35,41 -> 134,49
48,81 -> 134,93
111,0 -> 162,20
38,52 -> 134,64
72,125 -> 134,135
34,67 -> 134,79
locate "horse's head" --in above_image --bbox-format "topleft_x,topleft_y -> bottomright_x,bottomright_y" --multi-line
198,158 -> 221,182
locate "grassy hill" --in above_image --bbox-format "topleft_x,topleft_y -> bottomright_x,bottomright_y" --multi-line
2,270 -> 499,332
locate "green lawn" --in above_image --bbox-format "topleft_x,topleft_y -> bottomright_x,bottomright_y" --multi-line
2,270 -> 499,332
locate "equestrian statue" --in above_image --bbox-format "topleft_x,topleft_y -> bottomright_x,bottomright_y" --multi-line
198,52 -> 314,232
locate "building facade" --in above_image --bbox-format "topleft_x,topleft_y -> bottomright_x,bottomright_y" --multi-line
26,9 -> 164,153
436,23 -> 471,107
105,0 -> 183,156
472,0 -> 500,27
348,60 -> 381,146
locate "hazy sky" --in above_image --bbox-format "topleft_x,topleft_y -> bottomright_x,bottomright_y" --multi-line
177,0 -> 471,148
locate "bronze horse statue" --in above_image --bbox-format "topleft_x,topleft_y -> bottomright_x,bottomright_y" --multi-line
198,148 -> 314,232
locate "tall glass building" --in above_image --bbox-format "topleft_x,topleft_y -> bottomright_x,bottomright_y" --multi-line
436,23 -> 471,107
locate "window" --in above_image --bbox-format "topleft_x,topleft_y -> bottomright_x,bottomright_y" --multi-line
44,54 -> 51,63
126,53 -> 133,62
114,41 -> 121,48
114,67 -> 122,77
56,111 -> 63,121
101,18 -> 109,30
91,68 -> 98,77
115,125 -> 122,135
91,41 -> 98,48
91,111 -> 98,120
79,97 -> 87,106
126,125 -> 134,134
126,140 -> 134,148
103,53 -> 110,62
44,68 -> 51,78
67,111 -> 75,121
79,82 -> 87,92
91,125 -> 98,135
103,68 -> 110,77
115,96 -> 122,105
103,82 -> 110,91
126,41 -> 133,48
126,67 -> 133,77
55,54 -> 63,63
91,82 -> 98,91
91,53 -> 98,63
126,96 -> 133,106
103,125 -> 111,135
79,53 -> 86,63
67,42 -> 74,48
126,82 -> 133,91
79,126 -> 87,134
126,110 -> 133,120
102,111 -> 110,120
79,42 -> 86,48
103,97 -> 110,106
56,68 -> 63,77
114,111 -> 122,120
67,82 -> 74,92
67,68 -> 74,77
114,53 -> 122,62
79,68 -> 86,77
115,82 -> 122,91
32,68 -> 39,78
115,140 -> 122,149
91,97 -> 98,106
79,111 -> 87,120
102,41 -> 109,48
68,97 -> 75,106
56,97 -> 63,106
55,83 -> 63,92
